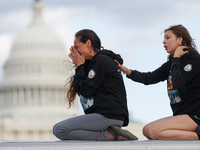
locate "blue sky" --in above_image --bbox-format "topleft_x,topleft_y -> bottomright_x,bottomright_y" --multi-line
0,0 -> 200,124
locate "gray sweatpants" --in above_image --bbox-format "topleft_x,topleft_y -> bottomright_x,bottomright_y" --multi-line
53,113 -> 124,141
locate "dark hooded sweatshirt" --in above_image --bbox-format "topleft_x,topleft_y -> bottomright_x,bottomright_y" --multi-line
74,49 -> 129,126
127,51 -> 200,117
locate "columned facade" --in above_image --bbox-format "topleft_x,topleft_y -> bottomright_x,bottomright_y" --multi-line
0,0 -> 81,141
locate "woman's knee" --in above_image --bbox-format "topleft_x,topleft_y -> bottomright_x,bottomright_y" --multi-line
143,124 -> 159,140
142,124 -> 148,137
143,123 -> 154,139
53,124 -> 61,139
53,123 -> 70,140
53,124 -> 58,136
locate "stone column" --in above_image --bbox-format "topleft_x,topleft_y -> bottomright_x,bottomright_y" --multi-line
0,91 -> 3,108
47,88 -> 54,105
25,88 -> 32,106
40,88 -> 47,106
54,89 -> 60,105
18,88 -> 24,106
33,88 -> 39,106
12,89 -> 18,107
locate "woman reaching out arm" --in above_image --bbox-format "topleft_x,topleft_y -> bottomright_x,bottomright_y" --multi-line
116,24 -> 200,140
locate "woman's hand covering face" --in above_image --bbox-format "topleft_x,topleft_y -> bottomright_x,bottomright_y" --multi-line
69,46 -> 85,67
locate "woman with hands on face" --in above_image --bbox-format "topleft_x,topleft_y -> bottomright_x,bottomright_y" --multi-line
116,24 -> 200,140
68,46 -> 85,68
53,29 -> 138,141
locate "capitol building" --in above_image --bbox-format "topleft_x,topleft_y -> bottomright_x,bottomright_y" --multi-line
0,0 -> 81,141
0,0 -> 146,141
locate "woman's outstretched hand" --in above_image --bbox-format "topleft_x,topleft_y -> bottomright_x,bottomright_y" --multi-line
68,46 -> 85,67
115,60 -> 131,76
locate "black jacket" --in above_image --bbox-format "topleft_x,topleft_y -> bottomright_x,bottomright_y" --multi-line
74,49 -> 129,126
127,51 -> 200,116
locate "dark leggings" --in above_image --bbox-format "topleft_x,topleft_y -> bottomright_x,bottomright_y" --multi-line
53,113 -> 123,141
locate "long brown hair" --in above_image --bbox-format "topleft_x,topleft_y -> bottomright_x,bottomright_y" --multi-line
65,29 -> 101,108
164,24 -> 198,59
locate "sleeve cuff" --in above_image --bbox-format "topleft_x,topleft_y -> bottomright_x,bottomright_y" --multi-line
75,64 -> 85,73
126,70 -> 134,79
171,57 -> 180,64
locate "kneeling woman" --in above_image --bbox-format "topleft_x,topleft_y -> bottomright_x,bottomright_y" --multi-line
53,29 -> 138,141
116,24 -> 200,140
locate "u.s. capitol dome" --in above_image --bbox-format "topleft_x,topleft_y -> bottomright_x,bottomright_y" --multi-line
0,0 -> 81,141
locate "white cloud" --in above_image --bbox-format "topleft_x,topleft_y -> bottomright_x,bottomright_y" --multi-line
44,7 -> 70,25
0,10 -> 30,33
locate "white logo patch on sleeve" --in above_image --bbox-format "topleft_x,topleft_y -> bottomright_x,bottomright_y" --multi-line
88,69 -> 95,79
184,64 -> 192,72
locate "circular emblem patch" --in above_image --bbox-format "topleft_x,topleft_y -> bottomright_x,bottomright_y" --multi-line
184,64 -> 192,72
88,69 -> 95,79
